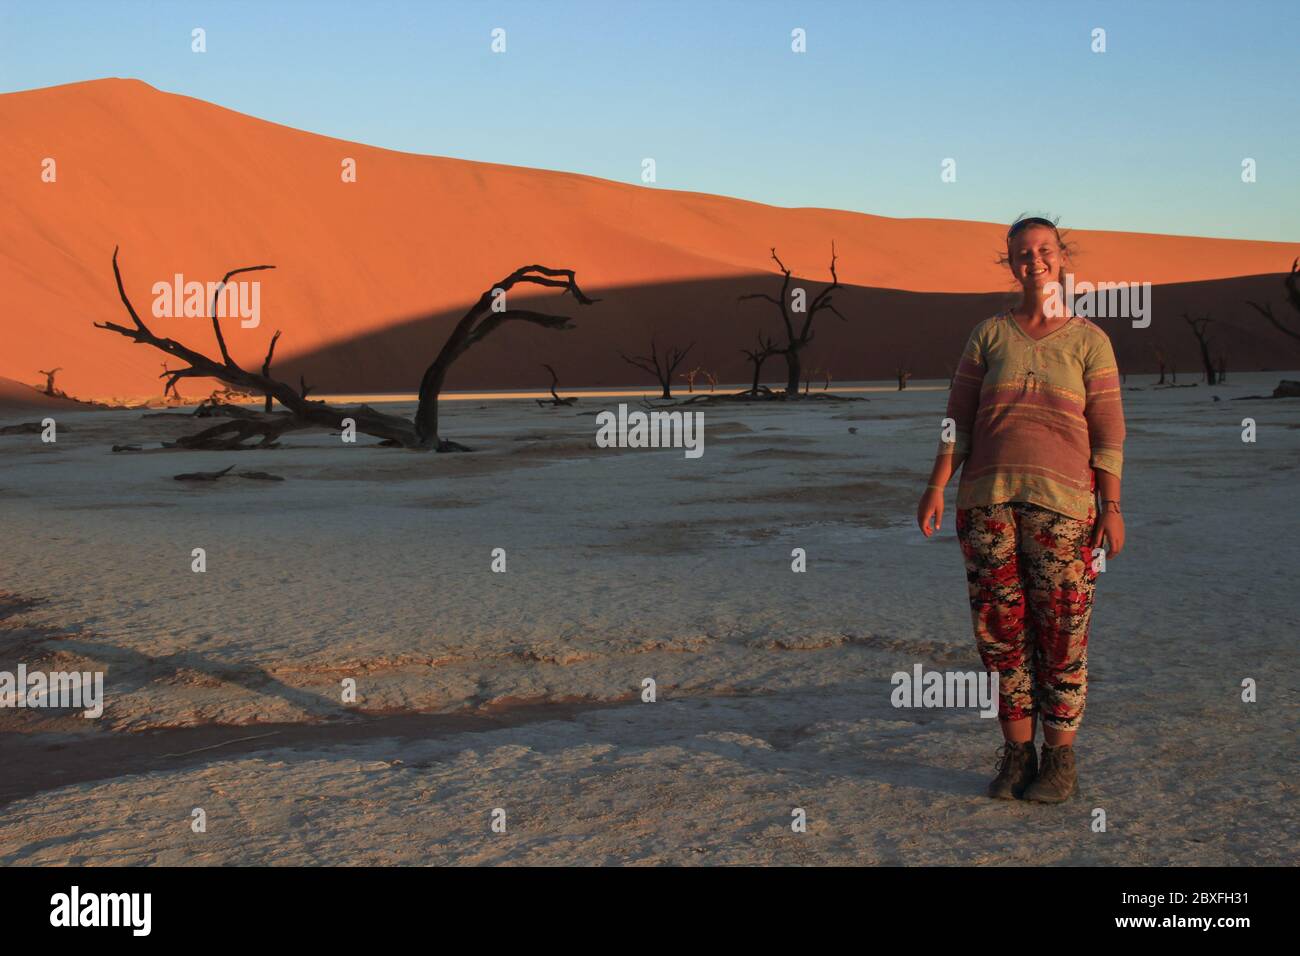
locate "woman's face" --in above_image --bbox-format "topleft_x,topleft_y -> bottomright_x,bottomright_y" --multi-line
1007,225 -> 1062,290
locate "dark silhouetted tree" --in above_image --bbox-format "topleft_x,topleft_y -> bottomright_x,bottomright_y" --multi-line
37,368 -> 62,396
739,243 -> 846,396
1182,312 -> 1218,384
619,337 -> 693,399
535,363 -> 577,407
1247,258 -> 1300,344
740,332 -> 781,396
1150,343 -> 1167,385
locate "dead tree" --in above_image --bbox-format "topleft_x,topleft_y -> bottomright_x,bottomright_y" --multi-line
821,368 -> 832,391
414,266 -> 596,445
704,370 -> 718,392
740,332 -> 781,396
1247,258 -> 1300,343
96,247 -> 596,450
1150,343 -> 1167,385
620,337 -> 693,399
1182,312 -> 1218,384
896,367 -> 912,391
160,363 -> 178,400
38,368 -> 62,396
535,363 -> 577,407
681,366 -> 701,393
738,243 -> 846,396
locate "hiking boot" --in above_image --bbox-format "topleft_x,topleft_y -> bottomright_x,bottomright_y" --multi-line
1023,743 -> 1077,803
987,741 -> 1037,800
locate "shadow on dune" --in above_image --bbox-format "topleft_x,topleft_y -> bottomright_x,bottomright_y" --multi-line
272,272 -> 1300,395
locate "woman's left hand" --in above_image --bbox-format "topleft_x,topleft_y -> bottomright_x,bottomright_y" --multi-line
1090,509 -> 1125,558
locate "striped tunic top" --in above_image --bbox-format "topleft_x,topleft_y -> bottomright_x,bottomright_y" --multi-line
939,312 -> 1126,520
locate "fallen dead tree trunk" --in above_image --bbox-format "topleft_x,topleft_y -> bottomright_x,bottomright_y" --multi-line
0,421 -> 72,436
173,465 -> 285,481
170,413 -> 314,450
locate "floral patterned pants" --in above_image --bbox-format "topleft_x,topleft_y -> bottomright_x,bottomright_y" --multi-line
955,502 -> 1099,732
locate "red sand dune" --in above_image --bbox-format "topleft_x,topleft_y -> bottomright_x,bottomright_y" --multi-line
1,78 -> 1297,400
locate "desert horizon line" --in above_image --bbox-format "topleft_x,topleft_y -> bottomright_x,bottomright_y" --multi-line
25,372 -> 1300,409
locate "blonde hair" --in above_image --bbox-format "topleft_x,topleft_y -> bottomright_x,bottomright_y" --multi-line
998,213 -> 1075,270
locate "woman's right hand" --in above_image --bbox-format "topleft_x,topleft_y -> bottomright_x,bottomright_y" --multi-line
917,487 -> 945,537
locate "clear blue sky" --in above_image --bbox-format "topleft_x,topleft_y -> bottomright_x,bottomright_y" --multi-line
2,0 -> 1296,241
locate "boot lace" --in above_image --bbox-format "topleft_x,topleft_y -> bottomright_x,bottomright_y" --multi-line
993,742 -> 1024,774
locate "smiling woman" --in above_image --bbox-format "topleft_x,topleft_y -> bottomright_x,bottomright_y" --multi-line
917,214 -> 1127,805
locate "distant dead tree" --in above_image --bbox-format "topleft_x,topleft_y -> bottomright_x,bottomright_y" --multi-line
1182,312 -> 1218,384
738,243 -> 846,396
704,370 -> 718,392
37,368 -> 62,396
896,367 -> 912,391
739,332 -> 781,396
1247,258 -> 1300,343
159,362 -> 183,400
1150,343 -> 1167,385
96,247 -> 596,450
535,363 -> 577,407
620,337 -> 693,399
681,366 -> 701,393
821,368 -> 832,391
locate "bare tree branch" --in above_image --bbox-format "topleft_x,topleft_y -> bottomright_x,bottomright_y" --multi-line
414,265 -> 597,445
1182,312 -> 1219,384
535,363 -> 578,407
209,265 -> 276,367
261,330 -> 282,411
1247,257 -> 1300,343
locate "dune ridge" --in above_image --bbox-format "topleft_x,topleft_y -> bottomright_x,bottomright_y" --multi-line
1,78 -> 1296,399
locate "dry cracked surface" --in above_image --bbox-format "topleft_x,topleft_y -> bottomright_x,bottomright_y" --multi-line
1,379 -> 1297,864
